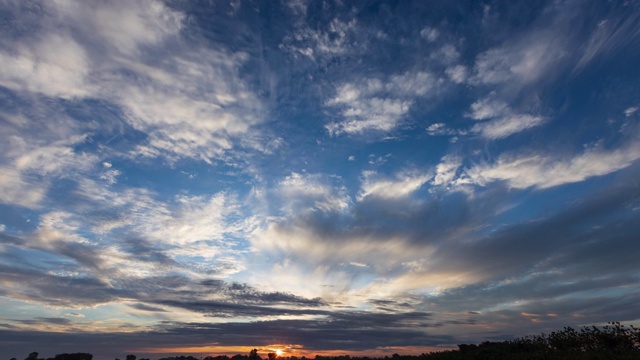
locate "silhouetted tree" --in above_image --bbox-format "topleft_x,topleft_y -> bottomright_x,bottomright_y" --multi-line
126,355 -> 136,360
248,349 -> 260,360
25,353 -> 39,360
52,353 -> 92,360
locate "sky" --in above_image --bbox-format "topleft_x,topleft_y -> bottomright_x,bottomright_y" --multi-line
0,0 -> 640,359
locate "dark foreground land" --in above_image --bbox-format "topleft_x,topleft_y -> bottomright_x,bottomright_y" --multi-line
11,322 -> 640,360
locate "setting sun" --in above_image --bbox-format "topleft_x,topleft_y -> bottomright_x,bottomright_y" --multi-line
275,349 -> 283,357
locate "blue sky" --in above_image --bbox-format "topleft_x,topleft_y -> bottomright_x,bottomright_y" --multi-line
1,0 -> 640,358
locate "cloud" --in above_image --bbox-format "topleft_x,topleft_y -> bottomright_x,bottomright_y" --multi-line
573,8 -> 640,72
465,97 -> 545,140
426,123 -> 457,137
280,17 -> 358,60
118,49 -> 264,162
0,124 -> 98,209
0,312 -> 458,358
430,44 -> 460,64
0,34 -> 90,99
471,114 -> 545,140
65,313 -> 85,318
326,72 -> 440,135
0,166 -> 46,209
420,27 -> 439,42
467,98 -> 510,120
13,317 -> 73,326
421,182 -> 640,320
359,170 -> 431,200
457,141 -> 640,189
277,172 -> 350,215
432,155 -> 462,187
470,36 -> 566,86
129,303 -> 169,313
99,168 -> 121,185
445,65 -> 467,84
0,0 -> 268,165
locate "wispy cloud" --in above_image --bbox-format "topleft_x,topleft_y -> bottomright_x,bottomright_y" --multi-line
457,140 -> 640,189
359,170 -> 431,200
471,114 -> 545,140
281,18 -> 359,60
464,96 -> 545,140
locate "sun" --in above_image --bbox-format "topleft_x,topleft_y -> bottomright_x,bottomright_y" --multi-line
275,349 -> 283,357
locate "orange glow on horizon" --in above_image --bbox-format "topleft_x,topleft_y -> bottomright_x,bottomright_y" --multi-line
132,345 -> 455,358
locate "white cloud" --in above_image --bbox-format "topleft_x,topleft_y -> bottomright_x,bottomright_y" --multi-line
431,44 -> 460,64
118,53 -> 263,161
278,172 -> 350,214
624,107 -> 638,117
359,170 -> 431,200
150,193 -> 237,246
368,154 -> 391,166
280,18 -> 358,60
248,217 -> 444,304
91,0 -> 183,56
457,141 -> 640,189
420,27 -> 439,42
445,65 -> 468,84
326,72 -> 439,135
99,169 -> 121,185
0,34 -> 90,99
472,114 -> 545,140
0,1 -> 266,164
0,167 -> 45,209
0,127 -> 98,209
467,98 -> 509,120
432,155 -> 462,187
465,97 -> 545,140
326,98 -> 412,135
387,71 -> 437,97
426,123 -> 457,136
14,137 -> 95,177
72,178 -> 247,276
470,36 -> 565,86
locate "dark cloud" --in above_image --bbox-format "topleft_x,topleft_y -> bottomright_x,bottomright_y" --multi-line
12,317 -> 72,326
129,303 -> 168,312
119,237 -> 180,268
156,299 -> 329,319
429,179 -> 640,281
0,311 -> 459,359
368,299 -> 413,311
